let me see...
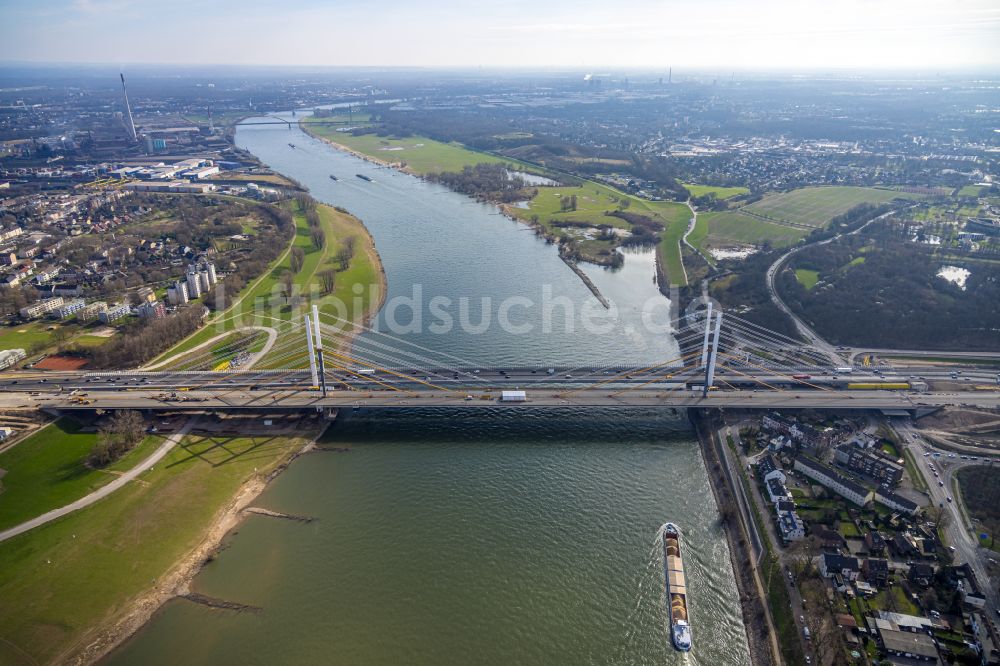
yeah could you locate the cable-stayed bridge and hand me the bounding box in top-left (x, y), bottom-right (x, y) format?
top-left (2, 305), bottom-right (997, 414)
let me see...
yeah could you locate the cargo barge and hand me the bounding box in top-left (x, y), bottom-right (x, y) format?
top-left (662, 522), bottom-right (692, 651)
top-left (356, 174), bottom-right (373, 182)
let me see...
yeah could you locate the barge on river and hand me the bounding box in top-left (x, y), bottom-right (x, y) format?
top-left (662, 522), bottom-right (692, 652)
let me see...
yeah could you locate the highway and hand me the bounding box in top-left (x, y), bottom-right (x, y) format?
top-left (1, 363), bottom-right (997, 393)
top-left (2, 385), bottom-right (1000, 412)
top-left (895, 421), bottom-right (999, 636)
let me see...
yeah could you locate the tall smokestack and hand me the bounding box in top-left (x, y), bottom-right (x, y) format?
top-left (120, 72), bottom-right (137, 142)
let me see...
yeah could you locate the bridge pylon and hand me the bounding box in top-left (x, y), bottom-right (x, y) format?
top-left (702, 310), bottom-right (723, 398)
top-left (304, 306), bottom-right (327, 397)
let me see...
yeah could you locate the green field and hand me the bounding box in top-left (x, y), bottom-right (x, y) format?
top-left (507, 180), bottom-right (690, 283)
top-left (0, 418), bottom-right (161, 531)
top-left (957, 185), bottom-right (985, 198)
top-left (303, 125), bottom-right (504, 175)
top-left (0, 320), bottom-right (72, 354)
top-left (743, 186), bottom-right (919, 228)
top-left (0, 431), bottom-right (309, 665)
top-left (795, 269), bottom-right (820, 290)
top-left (696, 211), bottom-right (809, 249)
top-left (683, 183), bottom-right (749, 200)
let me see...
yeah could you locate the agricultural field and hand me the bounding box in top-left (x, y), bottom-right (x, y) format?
top-left (0, 430), bottom-right (310, 666)
top-left (957, 185), bottom-right (985, 198)
top-left (695, 211), bottom-right (809, 250)
top-left (684, 183), bottom-right (749, 200)
top-left (0, 418), bottom-right (161, 531)
top-left (743, 186), bottom-right (920, 228)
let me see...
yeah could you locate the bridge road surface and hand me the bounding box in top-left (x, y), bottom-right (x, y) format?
top-left (0, 420), bottom-right (193, 543)
top-left (3, 388), bottom-right (1000, 412)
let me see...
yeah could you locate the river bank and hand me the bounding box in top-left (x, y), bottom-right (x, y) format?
top-left (691, 409), bottom-right (778, 666)
top-left (73, 431), bottom-right (321, 665)
top-left (303, 123), bottom-right (615, 305)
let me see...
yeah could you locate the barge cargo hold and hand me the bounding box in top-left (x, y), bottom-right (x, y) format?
top-left (662, 522), bottom-right (692, 651)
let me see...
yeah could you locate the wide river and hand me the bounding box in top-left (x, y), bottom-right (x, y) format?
top-left (105, 114), bottom-right (749, 665)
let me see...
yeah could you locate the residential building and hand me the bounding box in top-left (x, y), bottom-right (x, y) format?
top-left (99, 303), bottom-right (131, 324)
top-left (865, 531), bottom-right (887, 557)
top-left (765, 477), bottom-right (790, 503)
top-left (0, 348), bottom-right (26, 370)
top-left (862, 558), bottom-right (889, 588)
top-left (834, 444), bottom-right (903, 486)
top-left (908, 563), bottom-right (935, 587)
top-left (77, 301), bottom-right (108, 323)
top-left (874, 486), bottom-right (919, 515)
top-left (814, 527), bottom-right (847, 551)
top-left (51, 298), bottom-right (85, 319)
top-left (136, 286), bottom-right (156, 304)
top-left (762, 412), bottom-right (835, 448)
top-left (819, 553), bottom-right (860, 580)
top-left (794, 456), bottom-right (873, 507)
top-left (186, 270), bottom-right (202, 298)
top-left (20, 296), bottom-right (64, 320)
top-left (167, 280), bottom-right (189, 305)
top-left (136, 301), bottom-right (166, 320)
top-left (758, 454), bottom-right (785, 484)
top-left (776, 509), bottom-right (805, 542)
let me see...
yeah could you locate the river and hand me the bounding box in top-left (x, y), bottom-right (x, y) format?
top-left (103, 115), bottom-right (749, 665)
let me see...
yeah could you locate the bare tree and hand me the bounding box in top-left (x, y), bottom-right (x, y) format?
top-left (280, 270), bottom-right (294, 302)
top-left (290, 246), bottom-right (305, 274)
top-left (310, 227), bottom-right (325, 250)
top-left (90, 410), bottom-right (146, 467)
top-left (318, 269), bottom-right (336, 295)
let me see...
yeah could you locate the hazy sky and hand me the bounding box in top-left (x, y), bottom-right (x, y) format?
top-left (1, 0), bottom-right (998, 70)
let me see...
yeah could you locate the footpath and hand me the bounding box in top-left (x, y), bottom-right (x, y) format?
top-left (0, 420), bottom-right (193, 543)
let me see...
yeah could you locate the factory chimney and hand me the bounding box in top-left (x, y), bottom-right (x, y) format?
top-left (120, 72), bottom-right (138, 141)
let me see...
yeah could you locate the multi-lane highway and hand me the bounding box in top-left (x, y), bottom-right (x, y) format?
top-left (1, 385), bottom-right (999, 413)
top-left (896, 420), bottom-right (999, 633)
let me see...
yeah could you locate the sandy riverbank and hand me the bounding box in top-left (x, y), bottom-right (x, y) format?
top-left (71, 432), bottom-right (321, 665)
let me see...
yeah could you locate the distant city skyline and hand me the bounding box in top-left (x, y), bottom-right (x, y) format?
top-left (1, 0), bottom-right (998, 70)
